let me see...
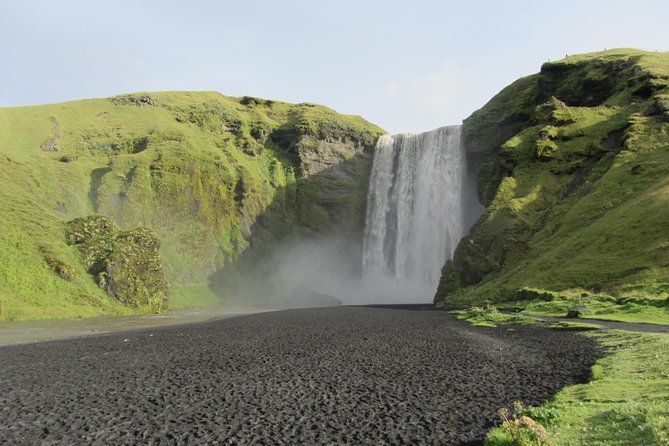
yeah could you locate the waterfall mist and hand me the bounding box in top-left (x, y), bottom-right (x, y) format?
top-left (230, 125), bottom-right (481, 307)
top-left (229, 236), bottom-right (430, 308)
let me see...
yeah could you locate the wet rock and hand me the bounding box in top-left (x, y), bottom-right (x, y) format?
top-left (566, 305), bottom-right (587, 318)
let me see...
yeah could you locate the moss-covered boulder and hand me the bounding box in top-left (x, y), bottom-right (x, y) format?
top-left (66, 216), bottom-right (169, 311)
top-left (66, 216), bottom-right (119, 275)
top-left (535, 96), bottom-right (574, 125)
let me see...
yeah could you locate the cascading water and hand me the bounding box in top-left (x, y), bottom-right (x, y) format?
top-left (362, 125), bottom-right (467, 300)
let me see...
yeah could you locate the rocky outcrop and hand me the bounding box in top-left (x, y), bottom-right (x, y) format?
top-left (65, 216), bottom-right (170, 312)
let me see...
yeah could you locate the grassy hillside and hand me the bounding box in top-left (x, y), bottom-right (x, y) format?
top-left (435, 49), bottom-right (669, 321)
top-left (0, 92), bottom-right (384, 320)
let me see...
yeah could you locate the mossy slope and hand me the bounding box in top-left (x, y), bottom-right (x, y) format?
top-left (0, 92), bottom-right (383, 320)
top-left (436, 49), bottom-right (669, 312)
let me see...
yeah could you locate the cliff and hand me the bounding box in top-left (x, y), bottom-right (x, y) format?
top-left (0, 92), bottom-right (383, 320)
top-left (435, 49), bottom-right (669, 310)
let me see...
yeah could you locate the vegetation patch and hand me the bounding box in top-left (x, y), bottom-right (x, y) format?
top-left (453, 305), bottom-right (540, 327)
top-left (549, 321), bottom-right (602, 331)
top-left (486, 401), bottom-right (550, 446)
top-left (66, 216), bottom-right (170, 312)
top-left (519, 296), bottom-right (669, 325)
top-left (486, 330), bottom-right (669, 445)
top-left (39, 246), bottom-right (75, 281)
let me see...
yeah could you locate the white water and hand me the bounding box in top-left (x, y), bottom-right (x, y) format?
top-left (362, 126), bottom-right (466, 301)
top-left (235, 125), bottom-right (476, 307)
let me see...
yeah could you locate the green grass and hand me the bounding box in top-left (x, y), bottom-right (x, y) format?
top-left (0, 91), bottom-right (384, 320)
top-left (516, 298), bottom-right (669, 325)
top-left (0, 222), bottom-right (132, 321)
top-left (548, 321), bottom-right (603, 331)
top-left (169, 283), bottom-right (224, 310)
top-left (486, 331), bottom-right (669, 446)
top-left (437, 49), bottom-right (669, 322)
top-left (452, 306), bottom-right (541, 327)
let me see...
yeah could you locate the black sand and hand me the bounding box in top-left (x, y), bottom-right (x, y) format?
top-left (0, 306), bottom-right (600, 445)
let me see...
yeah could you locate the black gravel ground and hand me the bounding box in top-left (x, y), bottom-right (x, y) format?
top-left (0, 305), bottom-right (601, 445)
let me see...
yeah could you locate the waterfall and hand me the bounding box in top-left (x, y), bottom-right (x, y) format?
top-left (362, 125), bottom-right (466, 300)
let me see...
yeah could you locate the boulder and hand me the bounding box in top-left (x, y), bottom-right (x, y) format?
top-left (566, 305), bottom-right (587, 318)
top-left (66, 216), bottom-right (169, 311)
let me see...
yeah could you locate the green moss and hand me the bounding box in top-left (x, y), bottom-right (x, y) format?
top-left (0, 226), bottom-right (130, 321)
top-left (169, 283), bottom-right (223, 310)
top-left (521, 296), bottom-right (669, 325)
top-left (535, 96), bottom-right (572, 124)
top-left (452, 305), bottom-right (540, 327)
top-left (436, 49), bottom-right (669, 314)
top-left (39, 246), bottom-right (75, 281)
top-left (534, 139), bottom-right (558, 160)
top-left (512, 287), bottom-right (562, 302)
top-left (65, 216), bottom-right (170, 312)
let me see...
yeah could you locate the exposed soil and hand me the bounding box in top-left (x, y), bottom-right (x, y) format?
top-left (0, 305), bottom-right (601, 445)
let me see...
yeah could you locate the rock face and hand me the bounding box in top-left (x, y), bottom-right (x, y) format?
top-left (66, 216), bottom-right (170, 312)
top-left (220, 115), bottom-right (379, 305)
top-left (435, 49), bottom-right (669, 307)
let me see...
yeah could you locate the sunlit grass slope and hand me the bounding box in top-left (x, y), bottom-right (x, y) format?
top-left (436, 49), bottom-right (669, 322)
top-left (0, 92), bottom-right (383, 320)
top-left (486, 330), bottom-right (669, 446)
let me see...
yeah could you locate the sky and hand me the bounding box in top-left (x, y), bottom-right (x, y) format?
top-left (1, 0), bottom-right (668, 133)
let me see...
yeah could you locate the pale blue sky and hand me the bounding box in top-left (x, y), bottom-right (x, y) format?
top-left (1, 0), bottom-right (668, 132)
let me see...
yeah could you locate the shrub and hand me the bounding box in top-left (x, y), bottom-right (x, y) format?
top-left (566, 305), bottom-right (587, 318)
top-left (487, 401), bottom-right (550, 446)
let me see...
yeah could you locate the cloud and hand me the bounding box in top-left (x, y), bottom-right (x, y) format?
top-left (384, 59), bottom-right (474, 129)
